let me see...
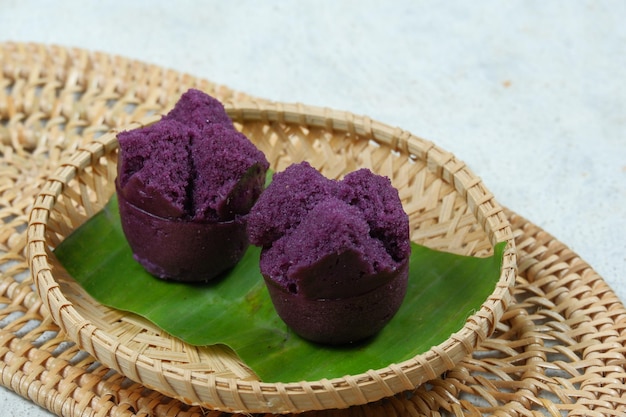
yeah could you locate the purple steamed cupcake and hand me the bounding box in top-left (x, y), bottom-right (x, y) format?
top-left (116, 89), bottom-right (269, 282)
top-left (247, 162), bottom-right (410, 344)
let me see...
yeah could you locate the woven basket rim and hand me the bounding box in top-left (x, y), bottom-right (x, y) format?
top-left (27, 100), bottom-right (517, 414)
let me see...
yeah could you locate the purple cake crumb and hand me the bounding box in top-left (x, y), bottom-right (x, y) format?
top-left (248, 161), bottom-right (410, 273)
top-left (260, 198), bottom-right (394, 299)
top-left (338, 169), bottom-right (411, 262)
top-left (164, 88), bottom-right (234, 129)
top-left (117, 89), bottom-right (269, 223)
top-left (247, 161), bottom-right (411, 343)
top-left (192, 123), bottom-right (269, 221)
top-left (117, 120), bottom-right (194, 219)
top-left (247, 161), bottom-right (335, 245)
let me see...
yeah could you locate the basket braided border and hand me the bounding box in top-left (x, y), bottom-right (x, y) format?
top-left (27, 100), bottom-right (516, 413)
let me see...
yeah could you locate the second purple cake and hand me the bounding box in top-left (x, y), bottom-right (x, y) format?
top-left (247, 162), bottom-right (411, 344)
top-left (116, 89), bottom-right (269, 281)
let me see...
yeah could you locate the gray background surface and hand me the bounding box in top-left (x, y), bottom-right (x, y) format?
top-left (1, 1), bottom-right (624, 415)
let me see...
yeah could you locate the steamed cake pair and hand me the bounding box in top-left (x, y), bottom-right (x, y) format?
top-left (116, 90), bottom-right (410, 344)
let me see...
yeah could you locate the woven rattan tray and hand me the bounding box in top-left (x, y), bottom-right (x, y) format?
top-left (2, 42), bottom-right (625, 416)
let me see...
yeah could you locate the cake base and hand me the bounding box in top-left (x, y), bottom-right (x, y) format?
top-left (116, 183), bottom-right (249, 282)
top-left (263, 259), bottom-right (409, 344)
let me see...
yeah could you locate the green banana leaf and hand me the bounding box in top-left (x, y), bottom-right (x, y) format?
top-left (54, 194), bottom-right (505, 382)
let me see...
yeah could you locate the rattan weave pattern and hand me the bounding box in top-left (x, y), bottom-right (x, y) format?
top-left (1, 42), bottom-right (625, 416)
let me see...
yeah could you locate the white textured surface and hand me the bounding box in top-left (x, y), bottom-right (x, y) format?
top-left (1, 1), bottom-right (624, 415)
